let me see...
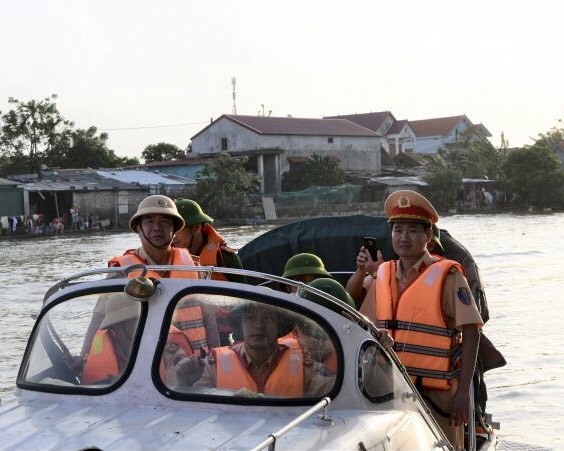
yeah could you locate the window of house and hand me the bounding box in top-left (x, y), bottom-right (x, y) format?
top-left (328, 137), bottom-right (334, 144)
top-left (221, 138), bottom-right (228, 151)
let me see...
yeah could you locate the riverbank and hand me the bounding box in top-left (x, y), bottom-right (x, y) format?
top-left (2, 202), bottom-right (559, 240)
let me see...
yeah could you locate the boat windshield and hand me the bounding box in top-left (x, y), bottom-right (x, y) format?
top-left (158, 293), bottom-right (339, 401)
top-left (18, 291), bottom-right (143, 390)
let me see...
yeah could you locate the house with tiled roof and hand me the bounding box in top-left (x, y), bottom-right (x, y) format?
top-left (325, 112), bottom-right (416, 157)
top-left (191, 114), bottom-right (386, 194)
top-left (408, 114), bottom-right (491, 154)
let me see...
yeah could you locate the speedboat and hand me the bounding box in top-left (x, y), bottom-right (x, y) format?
top-left (0, 263), bottom-right (464, 450)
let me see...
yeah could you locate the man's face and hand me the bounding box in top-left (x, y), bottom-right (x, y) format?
top-left (139, 214), bottom-right (175, 248)
top-left (391, 221), bottom-right (432, 259)
top-left (172, 224), bottom-right (202, 248)
top-left (288, 274), bottom-right (318, 293)
top-left (241, 305), bottom-right (280, 351)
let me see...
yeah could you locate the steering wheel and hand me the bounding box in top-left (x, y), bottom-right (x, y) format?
top-left (38, 318), bottom-right (80, 385)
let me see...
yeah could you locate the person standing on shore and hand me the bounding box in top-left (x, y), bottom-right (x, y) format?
top-left (359, 190), bottom-right (482, 450)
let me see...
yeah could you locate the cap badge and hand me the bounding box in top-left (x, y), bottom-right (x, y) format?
top-left (398, 195), bottom-right (411, 208)
top-left (155, 199), bottom-right (168, 208)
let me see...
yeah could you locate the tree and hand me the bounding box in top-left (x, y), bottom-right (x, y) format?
top-left (423, 163), bottom-right (462, 212)
top-left (194, 152), bottom-right (258, 218)
top-left (282, 153), bottom-right (346, 191)
top-left (426, 136), bottom-right (507, 180)
top-left (142, 142), bottom-right (185, 163)
top-left (501, 142), bottom-right (564, 208)
top-left (0, 94), bottom-right (73, 172)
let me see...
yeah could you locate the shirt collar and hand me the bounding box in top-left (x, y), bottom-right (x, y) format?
top-left (396, 250), bottom-right (437, 280)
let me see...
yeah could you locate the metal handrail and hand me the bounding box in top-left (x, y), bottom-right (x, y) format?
top-left (249, 397), bottom-right (332, 451)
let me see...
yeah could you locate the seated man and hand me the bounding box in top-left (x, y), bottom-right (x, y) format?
top-left (173, 302), bottom-right (335, 398)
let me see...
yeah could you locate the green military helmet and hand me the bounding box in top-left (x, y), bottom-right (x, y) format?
top-left (282, 253), bottom-right (332, 279)
top-left (306, 278), bottom-right (356, 308)
top-left (431, 224), bottom-right (445, 255)
top-left (175, 199), bottom-right (214, 226)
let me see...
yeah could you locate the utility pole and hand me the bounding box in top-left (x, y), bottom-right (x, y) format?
top-left (231, 77), bottom-right (237, 115)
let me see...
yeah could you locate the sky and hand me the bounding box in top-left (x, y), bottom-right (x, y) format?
top-left (1, 0), bottom-right (562, 160)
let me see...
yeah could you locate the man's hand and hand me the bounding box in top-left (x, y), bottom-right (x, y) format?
top-left (175, 356), bottom-right (205, 387)
top-left (357, 247), bottom-right (383, 275)
top-left (450, 387), bottom-right (471, 426)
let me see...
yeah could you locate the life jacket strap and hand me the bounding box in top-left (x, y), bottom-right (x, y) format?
top-left (394, 342), bottom-right (460, 358)
top-left (406, 366), bottom-right (461, 380)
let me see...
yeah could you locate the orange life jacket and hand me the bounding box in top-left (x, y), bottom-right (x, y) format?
top-left (198, 223), bottom-right (229, 282)
top-left (214, 344), bottom-right (304, 396)
top-left (374, 259), bottom-right (463, 390)
top-left (278, 331), bottom-right (337, 373)
top-left (82, 329), bottom-right (120, 384)
top-left (108, 247), bottom-right (198, 279)
top-left (171, 297), bottom-right (208, 356)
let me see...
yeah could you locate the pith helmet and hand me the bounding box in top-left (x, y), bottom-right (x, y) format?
top-left (175, 199), bottom-right (214, 226)
top-left (384, 190), bottom-right (439, 224)
top-left (282, 253), bottom-right (332, 279)
top-left (129, 195), bottom-right (185, 233)
top-left (306, 278), bottom-right (355, 308)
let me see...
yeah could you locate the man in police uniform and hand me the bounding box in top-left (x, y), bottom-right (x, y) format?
top-left (359, 190), bottom-right (483, 450)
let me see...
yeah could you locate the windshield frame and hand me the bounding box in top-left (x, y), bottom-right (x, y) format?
top-left (153, 285), bottom-right (344, 406)
top-left (16, 283), bottom-right (148, 396)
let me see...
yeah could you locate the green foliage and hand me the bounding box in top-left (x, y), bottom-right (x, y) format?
top-left (0, 95), bottom-right (139, 175)
top-left (424, 165), bottom-right (462, 212)
top-left (194, 152), bottom-right (258, 219)
top-left (502, 142), bottom-right (564, 208)
top-left (425, 136), bottom-right (507, 180)
top-left (282, 153), bottom-right (345, 191)
top-left (142, 142), bottom-right (185, 163)
top-left (0, 94), bottom-right (73, 172)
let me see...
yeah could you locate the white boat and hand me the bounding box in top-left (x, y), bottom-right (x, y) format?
top-left (0, 263), bottom-right (477, 450)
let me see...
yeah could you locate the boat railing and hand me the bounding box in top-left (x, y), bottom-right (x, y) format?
top-left (249, 397), bottom-right (332, 451)
top-left (41, 265), bottom-right (376, 334)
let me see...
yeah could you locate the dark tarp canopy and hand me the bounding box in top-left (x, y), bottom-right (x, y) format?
top-left (239, 214), bottom-right (488, 322)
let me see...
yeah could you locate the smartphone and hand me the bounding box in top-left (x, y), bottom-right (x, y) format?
top-left (363, 237), bottom-right (379, 260)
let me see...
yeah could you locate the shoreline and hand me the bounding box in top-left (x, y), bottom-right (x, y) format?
top-left (1, 207), bottom-right (561, 241)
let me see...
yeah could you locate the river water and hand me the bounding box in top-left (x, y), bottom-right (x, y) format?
top-left (1, 214), bottom-right (562, 449)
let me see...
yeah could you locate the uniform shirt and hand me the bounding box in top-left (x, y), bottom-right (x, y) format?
top-left (394, 251), bottom-right (483, 450)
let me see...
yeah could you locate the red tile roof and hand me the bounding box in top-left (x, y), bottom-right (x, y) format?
top-left (409, 115), bottom-right (469, 137)
top-left (324, 111), bottom-right (394, 133)
top-left (387, 119), bottom-right (409, 135)
top-left (191, 114), bottom-right (379, 139)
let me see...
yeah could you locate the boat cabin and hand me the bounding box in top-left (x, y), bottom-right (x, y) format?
top-left (2, 265), bottom-right (452, 449)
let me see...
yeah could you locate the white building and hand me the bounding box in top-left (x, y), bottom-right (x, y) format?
top-left (191, 114), bottom-right (385, 193)
top-left (408, 115), bottom-right (491, 154)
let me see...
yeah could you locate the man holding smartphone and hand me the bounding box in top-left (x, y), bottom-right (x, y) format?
top-left (357, 190), bottom-right (482, 451)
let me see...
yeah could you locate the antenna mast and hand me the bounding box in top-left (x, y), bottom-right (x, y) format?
top-left (231, 77), bottom-right (237, 115)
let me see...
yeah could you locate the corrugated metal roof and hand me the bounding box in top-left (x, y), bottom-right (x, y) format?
top-left (97, 169), bottom-right (195, 185)
top-left (369, 176), bottom-right (428, 186)
top-left (0, 177), bottom-right (19, 186)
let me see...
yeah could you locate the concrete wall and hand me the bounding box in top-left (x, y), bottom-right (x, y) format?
top-left (73, 190), bottom-right (147, 229)
top-left (192, 117), bottom-right (383, 174)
